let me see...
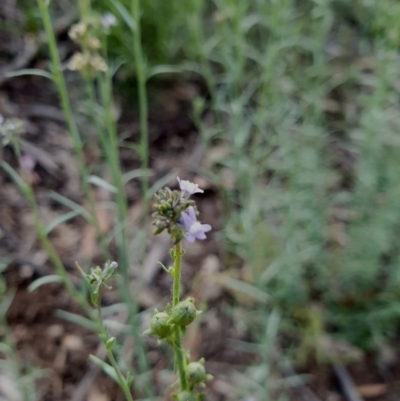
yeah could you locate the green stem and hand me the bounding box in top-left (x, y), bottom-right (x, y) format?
top-left (96, 300), bottom-right (134, 401)
top-left (83, 76), bottom-right (121, 262)
top-left (97, 74), bottom-right (129, 276)
top-left (128, 4), bottom-right (155, 394)
top-left (173, 243), bottom-right (187, 391)
top-left (36, 0), bottom-right (106, 253)
top-left (131, 0), bottom-right (149, 223)
top-left (79, 0), bottom-right (91, 19)
top-left (96, 69), bottom-right (152, 393)
top-left (173, 243), bottom-right (182, 308)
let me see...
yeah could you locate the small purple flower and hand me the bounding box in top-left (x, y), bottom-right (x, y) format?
top-left (181, 206), bottom-right (212, 243)
top-left (102, 13), bottom-right (117, 30)
top-left (177, 177), bottom-right (204, 198)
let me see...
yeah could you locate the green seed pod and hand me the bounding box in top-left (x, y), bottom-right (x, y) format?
top-left (174, 391), bottom-right (196, 401)
top-left (171, 298), bottom-right (197, 327)
top-left (186, 362), bottom-right (206, 385)
top-left (149, 312), bottom-right (173, 338)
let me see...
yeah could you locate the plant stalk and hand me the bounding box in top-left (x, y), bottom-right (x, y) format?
top-left (131, 0), bottom-right (149, 223)
top-left (173, 243), bottom-right (187, 391)
top-left (96, 301), bottom-right (134, 401)
top-left (36, 0), bottom-right (106, 253)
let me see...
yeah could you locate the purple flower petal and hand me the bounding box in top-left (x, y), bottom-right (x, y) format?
top-left (188, 206), bottom-right (197, 221)
top-left (177, 177), bottom-right (204, 197)
top-left (181, 206), bottom-right (197, 231)
top-left (187, 234), bottom-right (196, 243)
top-left (180, 206), bottom-right (212, 242)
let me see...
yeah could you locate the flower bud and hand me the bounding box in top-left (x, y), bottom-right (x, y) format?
top-left (186, 361), bottom-right (206, 385)
top-left (171, 298), bottom-right (197, 327)
top-left (106, 337), bottom-right (116, 350)
top-left (148, 312), bottom-right (173, 339)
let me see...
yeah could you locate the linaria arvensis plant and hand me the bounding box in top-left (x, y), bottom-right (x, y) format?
top-left (81, 178), bottom-right (212, 401)
top-left (145, 177), bottom-right (212, 401)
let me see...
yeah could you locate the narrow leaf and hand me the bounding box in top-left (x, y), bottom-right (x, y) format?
top-left (89, 355), bottom-right (119, 382)
top-left (6, 69), bottom-right (54, 81)
top-left (110, 0), bottom-right (136, 32)
top-left (28, 275), bottom-right (63, 292)
top-left (88, 175), bottom-right (118, 193)
top-left (123, 168), bottom-right (153, 184)
top-left (49, 192), bottom-right (91, 221)
top-left (1, 161), bottom-right (29, 196)
top-left (216, 274), bottom-right (269, 304)
top-left (45, 210), bottom-right (81, 234)
top-left (147, 170), bottom-right (178, 200)
top-left (147, 65), bottom-right (183, 80)
top-left (56, 310), bottom-right (97, 331)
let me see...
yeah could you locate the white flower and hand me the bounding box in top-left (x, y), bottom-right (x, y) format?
top-left (177, 177), bottom-right (204, 198)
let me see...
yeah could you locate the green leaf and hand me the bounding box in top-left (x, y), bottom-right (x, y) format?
top-left (147, 65), bottom-right (183, 80)
top-left (0, 291), bottom-right (15, 315)
top-left (110, 0), bottom-right (136, 32)
top-left (49, 192), bottom-right (91, 221)
top-left (1, 161), bottom-right (30, 196)
top-left (123, 168), bottom-right (153, 184)
top-left (147, 170), bottom-right (179, 200)
top-left (45, 210), bottom-right (81, 234)
top-left (89, 355), bottom-right (119, 383)
top-left (55, 310), bottom-right (97, 332)
top-left (88, 175), bottom-right (118, 193)
top-left (6, 69), bottom-right (54, 81)
top-left (216, 274), bottom-right (270, 304)
top-left (28, 275), bottom-right (63, 292)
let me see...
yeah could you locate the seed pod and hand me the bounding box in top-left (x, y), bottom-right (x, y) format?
top-left (171, 298), bottom-right (197, 327)
top-left (186, 362), bottom-right (206, 385)
top-left (149, 312), bottom-right (173, 338)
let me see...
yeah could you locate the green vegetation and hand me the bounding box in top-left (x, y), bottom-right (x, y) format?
top-left (2, 0), bottom-right (400, 399)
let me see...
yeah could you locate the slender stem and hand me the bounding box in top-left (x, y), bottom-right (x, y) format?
top-left (172, 243), bottom-right (187, 390)
top-left (36, 0), bottom-right (106, 252)
top-left (97, 75), bottom-right (129, 276)
top-left (131, 0), bottom-right (149, 222)
top-left (83, 77), bottom-right (119, 264)
top-left (173, 243), bottom-right (182, 308)
top-left (96, 70), bottom-right (152, 393)
top-left (128, 4), bottom-right (155, 393)
top-left (96, 301), bottom-right (134, 401)
top-left (79, 0), bottom-right (91, 18)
